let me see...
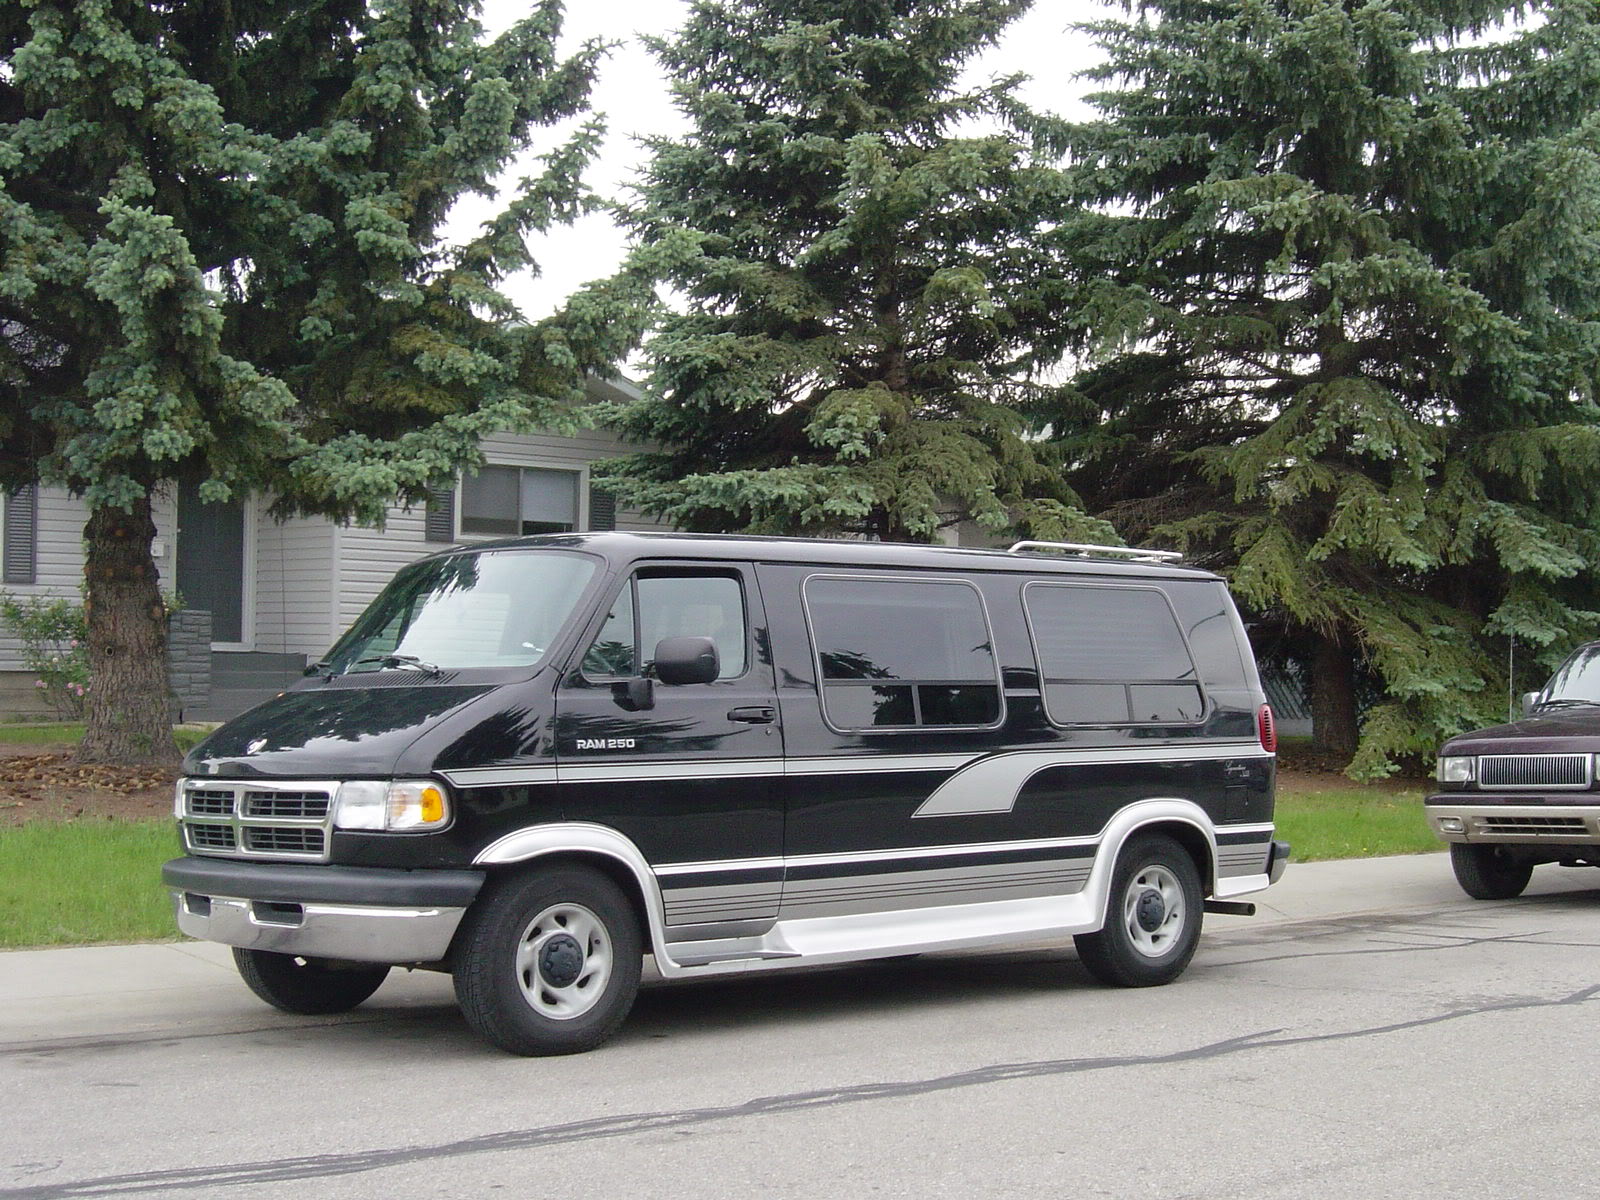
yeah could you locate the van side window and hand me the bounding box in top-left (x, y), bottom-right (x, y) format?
top-left (581, 573), bottom-right (748, 680)
top-left (1024, 583), bottom-right (1203, 725)
top-left (803, 576), bottom-right (1002, 730)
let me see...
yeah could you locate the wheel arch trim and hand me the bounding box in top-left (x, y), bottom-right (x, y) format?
top-left (1080, 799), bottom-right (1220, 927)
top-left (473, 822), bottom-right (677, 968)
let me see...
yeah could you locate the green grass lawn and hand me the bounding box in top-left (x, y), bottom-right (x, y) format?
top-left (0, 818), bottom-right (180, 949)
top-left (1274, 784), bottom-right (1439, 862)
top-left (0, 779), bottom-right (1441, 950)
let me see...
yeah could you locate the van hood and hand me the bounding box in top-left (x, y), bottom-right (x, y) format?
top-left (1442, 706), bottom-right (1600, 756)
top-left (183, 685), bottom-right (497, 778)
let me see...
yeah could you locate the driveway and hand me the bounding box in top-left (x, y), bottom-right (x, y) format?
top-left (3, 852), bottom-right (1597, 1199)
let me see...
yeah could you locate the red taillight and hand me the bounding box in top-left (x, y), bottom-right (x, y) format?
top-left (1258, 703), bottom-right (1277, 754)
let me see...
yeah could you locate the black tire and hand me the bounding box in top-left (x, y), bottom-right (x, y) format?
top-left (233, 948), bottom-right (390, 1015)
top-left (452, 865), bottom-right (643, 1056)
top-left (1074, 834), bottom-right (1204, 988)
top-left (1450, 843), bottom-right (1533, 900)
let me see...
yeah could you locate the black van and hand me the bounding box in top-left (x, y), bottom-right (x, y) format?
top-left (164, 533), bottom-right (1287, 1054)
top-left (1428, 640), bottom-right (1600, 898)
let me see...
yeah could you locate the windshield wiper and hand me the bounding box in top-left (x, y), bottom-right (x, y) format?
top-left (1534, 697), bottom-right (1600, 709)
top-left (344, 653), bottom-right (444, 677)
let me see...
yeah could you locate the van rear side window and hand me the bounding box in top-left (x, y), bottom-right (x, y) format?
top-left (1024, 583), bottom-right (1204, 725)
top-left (803, 575), bottom-right (1002, 731)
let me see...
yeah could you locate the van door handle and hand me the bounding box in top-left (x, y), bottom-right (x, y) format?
top-left (727, 706), bottom-right (776, 724)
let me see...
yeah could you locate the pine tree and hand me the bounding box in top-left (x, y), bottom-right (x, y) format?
top-left (1038, 0), bottom-right (1600, 774)
top-left (596, 0), bottom-right (1107, 543)
top-left (0, 0), bottom-right (636, 761)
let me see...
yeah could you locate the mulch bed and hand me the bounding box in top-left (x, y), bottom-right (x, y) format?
top-left (0, 748), bottom-right (178, 825)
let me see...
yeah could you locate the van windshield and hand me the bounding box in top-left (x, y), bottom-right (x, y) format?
top-left (322, 550), bottom-right (597, 675)
top-left (1539, 644), bottom-right (1600, 707)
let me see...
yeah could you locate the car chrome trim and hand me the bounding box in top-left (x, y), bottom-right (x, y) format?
top-left (170, 892), bottom-right (466, 963)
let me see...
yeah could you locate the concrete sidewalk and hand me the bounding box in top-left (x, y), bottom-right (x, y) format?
top-left (4, 851), bottom-right (1596, 1050)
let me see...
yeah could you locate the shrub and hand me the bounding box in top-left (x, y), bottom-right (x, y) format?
top-left (0, 592), bottom-right (90, 719)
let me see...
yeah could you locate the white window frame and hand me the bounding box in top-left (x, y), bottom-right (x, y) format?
top-left (454, 462), bottom-right (589, 541)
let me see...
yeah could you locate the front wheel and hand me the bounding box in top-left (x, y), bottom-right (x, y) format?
top-left (233, 948), bottom-right (390, 1014)
top-left (1450, 843), bottom-right (1533, 900)
top-left (452, 866), bottom-right (643, 1055)
top-left (1075, 834), bottom-right (1203, 988)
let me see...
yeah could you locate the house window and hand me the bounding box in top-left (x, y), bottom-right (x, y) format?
top-left (460, 466), bottom-right (579, 536)
top-left (802, 575), bottom-right (1002, 731)
top-left (1023, 583), bottom-right (1204, 725)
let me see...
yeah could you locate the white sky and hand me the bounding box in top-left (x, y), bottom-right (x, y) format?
top-left (460, 1), bottom-right (1112, 322)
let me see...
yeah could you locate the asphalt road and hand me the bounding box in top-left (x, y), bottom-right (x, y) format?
top-left (4, 853), bottom-right (1600, 1200)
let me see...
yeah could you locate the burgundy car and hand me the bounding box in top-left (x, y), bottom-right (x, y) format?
top-left (1428, 641), bottom-right (1600, 898)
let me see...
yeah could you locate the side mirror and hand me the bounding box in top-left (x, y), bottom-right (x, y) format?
top-left (653, 636), bottom-right (719, 685)
top-left (1521, 691), bottom-right (1541, 718)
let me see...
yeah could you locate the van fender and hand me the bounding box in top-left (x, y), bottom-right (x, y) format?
top-left (1080, 799), bottom-right (1219, 929)
top-left (473, 822), bottom-right (672, 961)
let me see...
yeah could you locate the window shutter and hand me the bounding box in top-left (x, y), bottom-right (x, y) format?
top-left (587, 486), bottom-right (616, 532)
top-left (3, 484), bottom-right (37, 585)
top-left (424, 482), bottom-right (456, 543)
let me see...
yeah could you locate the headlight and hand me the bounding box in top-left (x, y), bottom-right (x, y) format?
top-left (334, 779), bottom-right (450, 831)
top-left (173, 780), bottom-right (187, 819)
top-left (1436, 756), bottom-right (1476, 784)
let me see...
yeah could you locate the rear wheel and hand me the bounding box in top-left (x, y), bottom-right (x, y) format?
top-left (1075, 834), bottom-right (1203, 988)
top-left (233, 949), bottom-right (390, 1015)
top-left (452, 865), bottom-right (643, 1056)
top-left (1450, 843), bottom-right (1533, 900)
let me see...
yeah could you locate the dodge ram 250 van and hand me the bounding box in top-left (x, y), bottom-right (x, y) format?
top-left (163, 533), bottom-right (1287, 1055)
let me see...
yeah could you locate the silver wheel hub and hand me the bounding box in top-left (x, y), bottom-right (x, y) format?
top-left (1121, 864), bottom-right (1184, 958)
top-left (514, 902), bottom-right (613, 1021)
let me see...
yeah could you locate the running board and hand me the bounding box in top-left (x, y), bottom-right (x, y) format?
top-left (673, 948), bottom-right (802, 968)
top-left (1204, 899), bottom-right (1256, 916)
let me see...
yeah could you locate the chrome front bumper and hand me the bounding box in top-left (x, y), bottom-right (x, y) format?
top-left (163, 856), bottom-right (485, 965)
top-left (172, 892), bottom-right (468, 963)
top-left (1425, 797), bottom-right (1600, 845)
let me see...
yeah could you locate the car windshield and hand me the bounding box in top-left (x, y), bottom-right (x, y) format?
top-left (322, 550), bottom-right (597, 675)
top-left (1538, 644), bottom-right (1600, 706)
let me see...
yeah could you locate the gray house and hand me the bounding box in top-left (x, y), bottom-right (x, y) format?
top-left (0, 376), bottom-right (666, 720)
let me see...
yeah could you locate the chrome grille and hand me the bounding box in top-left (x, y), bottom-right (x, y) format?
top-left (242, 790), bottom-right (331, 820)
top-left (185, 823), bottom-right (237, 851)
top-left (244, 827), bottom-right (325, 855)
top-left (1478, 754), bottom-right (1592, 789)
top-left (1479, 815), bottom-right (1589, 836)
top-left (187, 789), bottom-right (236, 817)
top-left (177, 779), bottom-right (338, 862)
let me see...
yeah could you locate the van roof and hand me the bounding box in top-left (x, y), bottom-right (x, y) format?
top-left (432, 531), bottom-right (1223, 581)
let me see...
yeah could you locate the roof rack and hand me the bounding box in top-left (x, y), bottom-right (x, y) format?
top-left (1007, 540), bottom-right (1185, 564)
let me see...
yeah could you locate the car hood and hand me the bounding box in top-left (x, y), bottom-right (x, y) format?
top-left (184, 684), bottom-right (497, 778)
top-left (1442, 707), bottom-right (1600, 756)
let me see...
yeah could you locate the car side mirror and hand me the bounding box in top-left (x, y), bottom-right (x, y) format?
top-left (654, 636), bottom-right (719, 685)
top-left (1521, 691), bottom-right (1541, 718)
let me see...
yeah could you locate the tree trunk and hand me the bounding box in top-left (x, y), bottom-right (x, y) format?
top-left (78, 496), bottom-right (179, 765)
top-left (1309, 633), bottom-right (1359, 762)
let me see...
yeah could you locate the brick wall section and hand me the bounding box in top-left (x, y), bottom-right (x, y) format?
top-left (167, 609), bottom-right (211, 719)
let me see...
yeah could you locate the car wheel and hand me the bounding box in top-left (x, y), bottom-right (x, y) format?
top-left (1075, 834), bottom-right (1204, 988)
top-left (1450, 843), bottom-right (1533, 900)
top-left (233, 948), bottom-right (390, 1015)
top-left (452, 865), bottom-right (643, 1055)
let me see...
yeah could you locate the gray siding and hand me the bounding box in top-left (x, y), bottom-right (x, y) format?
top-left (252, 512), bottom-right (338, 659)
